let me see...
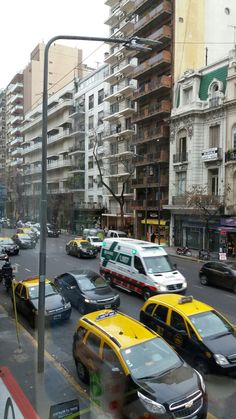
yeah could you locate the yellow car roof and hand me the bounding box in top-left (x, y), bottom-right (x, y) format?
top-left (80, 310), bottom-right (157, 348)
top-left (0, 237), bottom-right (11, 240)
top-left (72, 239), bottom-right (89, 244)
top-left (17, 233), bottom-right (30, 237)
top-left (146, 294), bottom-right (212, 317)
top-left (21, 277), bottom-right (51, 287)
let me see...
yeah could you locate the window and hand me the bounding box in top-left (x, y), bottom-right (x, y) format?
top-left (88, 136), bottom-right (94, 149)
top-left (145, 303), bottom-right (156, 315)
top-left (86, 333), bottom-right (101, 356)
top-left (88, 157), bottom-right (93, 169)
top-left (88, 115), bottom-right (94, 130)
top-left (98, 89), bottom-right (104, 105)
top-left (170, 311), bottom-right (187, 332)
top-left (21, 286), bottom-right (27, 299)
top-left (176, 171), bottom-right (186, 195)
top-left (88, 176), bottom-right (93, 189)
top-left (176, 136), bottom-right (187, 162)
top-left (134, 256), bottom-right (146, 274)
top-left (209, 125), bottom-right (220, 147)
top-left (98, 111), bottom-right (104, 125)
top-left (88, 94), bottom-right (94, 109)
top-left (153, 305), bottom-right (168, 323)
top-left (183, 87), bottom-right (192, 105)
top-left (232, 125), bottom-right (236, 149)
top-left (102, 344), bottom-right (121, 370)
top-left (209, 169), bottom-right (218, 195)
top-left (97, 132), bottom-right (103, 146)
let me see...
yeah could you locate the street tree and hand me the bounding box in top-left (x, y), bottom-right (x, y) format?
top-left (185, 184), bottom-right (230, 249)
top-left (93, 133), bottom-right (135, 230)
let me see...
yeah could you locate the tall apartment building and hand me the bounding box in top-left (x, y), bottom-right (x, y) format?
top-left (0, 90), bottom-right (6, 216)
top-left (103, 0), bottom-right (137, 232)
top-left (19, 65), bottom-right (108, 230)
top-left (24, 43), bottom-right (83, 114)
top-left (131, 0), bottom-right (236, 242)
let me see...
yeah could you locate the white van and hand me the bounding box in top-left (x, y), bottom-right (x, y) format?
top-left (100, 238), bottom-right (187, 300)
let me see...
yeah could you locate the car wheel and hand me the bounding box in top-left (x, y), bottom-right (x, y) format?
top-left (143, 288), bottom-right (152, 301)
top-left (78, 301), bottom-right (87, 315)
top-left (200, 275), bottom-right (208, 286)
top-left (195, 358), bottom-right (209, 378)
top-left (232, 284), bottom-right (236, 294)
top-left (66, 248), bottom-right (70, 255)
top-left (75, 359), bottom-right (89, 384)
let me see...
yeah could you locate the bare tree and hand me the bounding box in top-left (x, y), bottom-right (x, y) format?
top-left (93, 134), bottom-right (135, 230)
top-left (185, 185), bottom-right (230, 249)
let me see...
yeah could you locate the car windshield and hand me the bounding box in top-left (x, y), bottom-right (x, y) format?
top-left (28, 283), bottom-right (58, 299)
top-left (77, 276), bottom-right (107, 291)
top-left (19, 235), bottom-right (31, 240)
top-left (90, 238), bottom-right (100, 243)
top-left (143, 255), bottom-right (174, 274)
top-left (121, 337), bottom-right (181, 380)
top-left (80, 242), bottom-right (92, 249)
top-left (0, 238), bottom-right (14, 245)
top-left (189, 310), bottom-right (233, 339)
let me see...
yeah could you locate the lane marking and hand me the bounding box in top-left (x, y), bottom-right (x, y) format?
top-left (25, 268), bottom-right (31, 272)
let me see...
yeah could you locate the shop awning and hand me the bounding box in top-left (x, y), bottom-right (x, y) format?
top-left (141, 219), bottom-right (168, 226)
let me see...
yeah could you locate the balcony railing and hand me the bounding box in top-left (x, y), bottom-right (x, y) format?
top-left (132, 125), bottom-right (169, 144)
top-left (131, 198), bottom-right (168, 209)
top-left (133, 75), bottom-right (171, 100)
top-left (173, 152), bottom-right (188, 163)
top-left (133, 1), bottom-right (172, 35)
top-left (132, 100), bottom-right (171, 123)
top-left (225, 149), bottom-right (236, 163)
top-left (133, 50), bottom-right (171, 79)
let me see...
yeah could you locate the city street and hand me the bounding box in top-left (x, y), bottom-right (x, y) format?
top-left (1, 233), bottom-right (236, 418)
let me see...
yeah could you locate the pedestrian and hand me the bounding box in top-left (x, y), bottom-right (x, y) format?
top-left (151, 231), bottom-right (156, 243)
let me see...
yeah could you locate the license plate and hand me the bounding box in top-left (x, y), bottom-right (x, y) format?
top-left (53, 314), bottom-right (61, 320)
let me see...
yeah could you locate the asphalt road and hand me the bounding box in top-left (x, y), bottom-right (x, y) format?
top-left (1, 232), bottom-right (236, 419)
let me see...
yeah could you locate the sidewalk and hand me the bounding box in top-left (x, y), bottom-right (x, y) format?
top-left (165, 245), bottom-right (234, 263)
top-left (0, 303), bottom-right (102, 419)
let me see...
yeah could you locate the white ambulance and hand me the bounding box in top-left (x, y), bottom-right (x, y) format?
top-left (100, 238), bottom-right (187, 300)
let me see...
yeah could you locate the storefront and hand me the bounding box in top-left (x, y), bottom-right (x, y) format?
top-left (140, 218), bottom-right (169, 244)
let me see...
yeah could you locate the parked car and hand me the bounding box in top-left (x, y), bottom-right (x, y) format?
top-left (12, 277), bottom-right (71, 328)
top-left (0, 237), bottom-right (19, 255)
top-left (65, 239), bottom-right (97, 258)
top-left (86, 236), bottom-right (103, 252)
top-left (140, 294), bottom-right (236, 376)
top-left (12, 233), bottom-right (36, 249)
top-left (47, 223), bottom-right (60, 238)
top-left (73, 310), bottom-right (207, 418)
top-left (199, 261), bottom-right (236, 293)
top-left (54, 269), bottom-right (120, 314)
top-left (106, 230), bottom-right (127, 238)
top-left (16, 227), bottom-right (38, 243)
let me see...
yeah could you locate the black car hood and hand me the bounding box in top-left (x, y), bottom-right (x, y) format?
top-left (203, 332), bottom-right (236, 356)
top-left (83, 287), bottom-right (116, 300)
top-left (134, 363), bottom-right (199, 405)
top-left (31, 294), bottom-right (66, 310)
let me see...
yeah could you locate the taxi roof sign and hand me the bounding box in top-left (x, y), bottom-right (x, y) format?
top-left (178, 296), bottom-right (193, 304)
top-left (96, 311), bottom-right (117, 321)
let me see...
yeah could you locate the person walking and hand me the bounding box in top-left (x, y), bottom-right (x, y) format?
top-left (151, 231), bottom-right (156, 243)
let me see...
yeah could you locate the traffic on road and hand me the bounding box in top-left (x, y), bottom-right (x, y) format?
top-left (0, 230), bottom-right (236, 419)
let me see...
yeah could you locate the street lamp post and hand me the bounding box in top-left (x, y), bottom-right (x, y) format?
top-left (38, 34), bottom-right (159, 373)
top-left (157, 163), bottom-right (161, 245)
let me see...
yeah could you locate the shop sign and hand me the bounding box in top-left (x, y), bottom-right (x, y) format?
top-left (220, 217), bottom-right (236, 227)
top-left (201, 147), bottom-right (219, 161)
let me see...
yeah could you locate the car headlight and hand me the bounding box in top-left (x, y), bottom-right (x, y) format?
top-left (84, 298), bottom-right (97, 304)
top-left (194, 370), bottom-right (206, 392)
top-left (137, 391), bottom-right (166, 415)
top-left (155, 284), bottom-right (167, 292)
top-left (64, 302), bottom-right (71, 309)
top-left (214, 354), bottom-right (229, 365)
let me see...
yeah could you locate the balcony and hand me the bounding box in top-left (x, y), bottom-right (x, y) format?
top-left (134, 150), bottom-right (169, 166)
top-left (11, 137), bottom-right (23, 146)
top-left (68, 144), bottom-right (85, 155)
top-left (104, 8), bottom-right (123, 26)
top-left (225, 149), bottom-right (236, 163)
top-left (11, 115), bottom-right (23, 125)
top-left (132, 100), bottom-right (171, 123)
top-left (133, 50), bottom-right (171, 79)
top-left (133, 125), bottom-right (169, 145)
top-left (133, 0), bottom-right (153, 13)
top-left (47, 160), bottom-right (72, 171)
top-left (103, 126), bottom-right (135, 141)
top-left (132, 174), bottom-right (168, 188)
top-left (120, 0), bottom-right (135, 13)
top-left (74, 202), bottom-right (104, 210)
top-left (10, 104), bottom-right (23, 115)
top-left (131, 198), bottom-right (168, 210)
top-left (201, 147), bottom-right (222, 162)
top-left (173, 152), bottom-right (188, 164)
top-left (104, 81), bottom-right (136, 102)
top-left (104, 59), bottom-right (136, 83)
top-left (9, 93), bottom-right (23, 105)
top-left (103, 100), bottom-right (136, 122)
top-left (104, 44), bottom-right (136, 65)
top-left (172, 195), bottom-right (187, 206)
top-left (133, 75), bottom-right (171, 100)
top-left (10, 158), bottom-right (23, 166)
top-left (21, 142), bottom-right (42, 155)
top-left (133, 1), bottom-right (172, 36)
top-left (47, 129), bottom-right (71, 145)
top-left (11, 148), bottom-right (22, 157)
top-left (8, 82), bottom-right (23, 95)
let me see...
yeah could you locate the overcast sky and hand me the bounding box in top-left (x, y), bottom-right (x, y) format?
top-left (0, 0), bottom-right (109, 88)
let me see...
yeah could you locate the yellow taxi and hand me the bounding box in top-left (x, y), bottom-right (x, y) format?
top-left (12, 277), bottom-right (71, 328)
top-left (72, 310), bottom-right (207, 418)
top-left (65, 239), bottom-right (97, 258)
top-left (140, 294), bottom-right (236, 376)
